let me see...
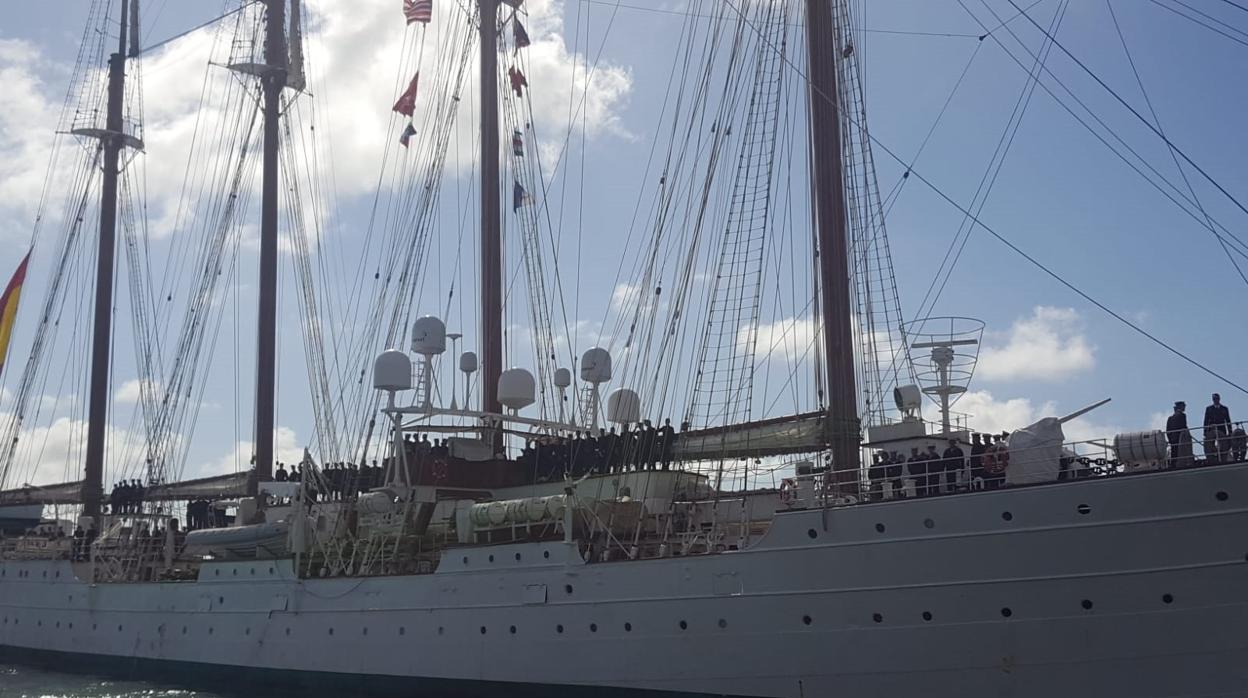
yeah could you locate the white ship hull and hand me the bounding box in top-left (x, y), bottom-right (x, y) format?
top-left (2, 463), bottom-right (1246, 697)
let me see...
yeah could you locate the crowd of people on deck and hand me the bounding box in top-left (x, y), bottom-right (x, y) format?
top-left (519, 419), bottom-right (682, 482)
top-left (1165, 393), bottom-right (1246, 467)
top-left (866, 432), bottom-right (1013, 499)
top-left (108, 480), bottom-right (146, 513)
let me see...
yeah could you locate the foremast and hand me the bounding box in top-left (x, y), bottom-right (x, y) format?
top-left (804, 0), bottom-right (860, 477)
top-left (479, 0), bottom-right (504, 448)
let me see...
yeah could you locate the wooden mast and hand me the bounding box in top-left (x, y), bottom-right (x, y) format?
top-left (252, 0), bottom-right (287, 492)
top-left (804, 0), bottom-right (861, 476)
top-left (479, 0), bottom-right (504, 449)
top-left (82, 0), bottom-right (132, 521)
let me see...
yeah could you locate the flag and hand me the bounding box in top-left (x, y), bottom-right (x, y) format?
top-left (507, 66), bottom-right (528, 97)
top-left (392, 72), bottom-right (420, 116)
top-left (404, 0), bottom-right (432, 24)
top-left (400, 123), bottom-right (417, 148)
top-left (0, 251), bottom-right (30, 377)
top-left (511, 129), bottom-right (524, 157)
top-left (513, 19), bottom-right (531, 49)
top-left (512, 181), bottom-right (533, 212)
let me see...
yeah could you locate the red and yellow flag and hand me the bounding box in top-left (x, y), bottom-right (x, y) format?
top-left (0, 251), bottom-right (31, 377)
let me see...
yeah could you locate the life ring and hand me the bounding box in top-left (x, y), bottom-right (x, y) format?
top-left (431, 459), bottom-right (449, 482)
top-left (983, 447), bottom-right (1008, 475)
top-left (779, 478), bottom-right (797, 504)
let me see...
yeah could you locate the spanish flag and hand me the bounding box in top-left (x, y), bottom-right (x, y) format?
top-left (0, 252), bottom-right (30, 377)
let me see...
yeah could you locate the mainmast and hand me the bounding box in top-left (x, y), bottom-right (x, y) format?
top-left (252, 0), bottom-right (288, 491)
top-left (479, 0), bottom-right (504, 446)
top-left (804, 0), bottom-right (860, 476)
top-left (82, 0), bottom-right (134, 520)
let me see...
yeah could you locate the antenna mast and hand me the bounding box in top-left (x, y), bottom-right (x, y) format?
top-left (805, 0), bottom-right (860, 477)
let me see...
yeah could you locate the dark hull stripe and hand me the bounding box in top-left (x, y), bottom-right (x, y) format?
top-left (0, 644), bottom-right (736, 698)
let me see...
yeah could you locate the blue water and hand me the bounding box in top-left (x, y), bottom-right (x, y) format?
top-left (0, 664), bottom-right (227, 698)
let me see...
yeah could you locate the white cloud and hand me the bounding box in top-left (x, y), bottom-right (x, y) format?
top-left (113, 378), bottom-right (159, 405)
top-left (750, 316), bottom-right (816, 364)
top-left (185, 425), bottom-right (306, 481)
top-left (977, 306), bottom-right (1095, 382)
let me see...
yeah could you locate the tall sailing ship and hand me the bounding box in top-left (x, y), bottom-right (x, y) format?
top-left (0, 1), bottom-right (1245, 696)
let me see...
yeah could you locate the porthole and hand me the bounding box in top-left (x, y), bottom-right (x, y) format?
top-left (1076, 504), bottom-right (1091, 515)
top-left (679, 620), bottom-right (688, 630)
top-left (1081, 599), bottom-right (1093, 610)
top-left (874, 523), bottom-right (885, 533)
top-left (219, 596), bottom-right (224, 605)
top-left (250, 568), bottom-right (255, 576)
top-left (182, 626), bottom-right (188, 635)
top-left (438, 627), bottom-right (445, 635)
top-left (515, 553), bottom-right (522, 561)
top-left (269, 567), bottom-right (275, 575)
top-left (624, 622), bottom-right (632, 632)
top-left (807, 529), bottom-right (818, 539)
top-left (91, 623), bottom-right (95, 631)
top-left (245, 628), bottom-right (251, 636)
top-left (590, 623), bottom-right (598, 633)
top-left (509, 625), bottom-right (517, 634)
top-left (208, 627), bottom-right (214, 635)
top-left (55, 571), bottom-right (60, 578)
top-left (1162, 593), bottom-right (1174, 604)
top-left (480, 626), bottom-right (487, 634)
top-left (67, 623), bottom-right (72, 630)
top-left (543, 551), bottom-right (550, 559)
top-left (1001, 511), bottom-right (1013, 521)
top-left (462, 556), bottom-right (469, 565)
top-left (923, 518), bottom-right (934, 529)
top-left (285, 628), bottom-right (291, 636)
top-left (1216, 491), bottom-right (1229, 502)
top-left (802, 615), bottom-right (813, 626)
top-left (872, 613), bottom-right (882, 623)
top-left (717, 619), bottom-right (727, 629)
top-left (215, 570), bottom-right (220, 576)
top-left (556, 624), bottom-right (564, 634)
top-left (362, 627), bottom-right (368, 636)
top-left (922, 611), bottom-right (932, 621)
top-left (399, 627), bottom-right (406, 636)
top-left (565, 584), bottom-right (574, 595)
top-left (488, 555), bottom-right (495, 563)
top-left (328, 628), bottom-right (334, 636)
top-left (232, 569), bottom-right (237, 576)
top-left (1000, 607), bottom-right (1013, 618)
top-left (55, 621), bottom-right (60, 629)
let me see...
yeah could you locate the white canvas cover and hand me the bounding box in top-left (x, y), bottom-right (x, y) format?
top-left (1005, 416), bottom-right (1065, 486)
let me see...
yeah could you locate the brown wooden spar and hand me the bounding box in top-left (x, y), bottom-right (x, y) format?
top-left (479, 0), bottom-right (504, 450)
top-left (81, 0), bottom-right (133, 521)
top-left (804, 0), bottom-right (861, 477)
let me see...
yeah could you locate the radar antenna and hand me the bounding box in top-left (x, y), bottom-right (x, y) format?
top-left (905, 317), bottom-right (985, 435)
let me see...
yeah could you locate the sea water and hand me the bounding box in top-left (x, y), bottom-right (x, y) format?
top-left (0, 664), bottom-right (227, 698)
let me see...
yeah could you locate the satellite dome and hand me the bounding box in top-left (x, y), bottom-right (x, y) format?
top-left (498, 368), bottom-right (536, 411)
top-left (553, 367), bottom-right (572, 389)
top-left (459, 351), bottom-right (478, 374)
top-left (606, 388), bottom-right (641, 424)
top-left (580, 347), bottom-right (612, 384)
top-left (373, 350), bottom-right (413, 392)
top-left (411, 316), bottom-right (447, 356)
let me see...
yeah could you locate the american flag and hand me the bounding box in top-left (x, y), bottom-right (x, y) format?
top-left (404, 0), bottom-right (432, 24)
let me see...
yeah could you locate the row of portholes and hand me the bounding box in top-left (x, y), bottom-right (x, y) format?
top-left (462, 550), bottom-right (554, 566)
top-left (212, 566), bottom-right (277, 577)
top-left (803, 489), bottom-right (1234, 541)
top-left (0, 595), bottom-right (1190, 637)
top-left (1, 569), bottom-right (62, 579)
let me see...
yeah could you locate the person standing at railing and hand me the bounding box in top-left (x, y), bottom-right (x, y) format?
top-left (1203, 393), bottom-right (1232, 464)
top-left (1167, 401), bottom-right (1194, 468)
top-left (942, 438), bottom-right (965, 493)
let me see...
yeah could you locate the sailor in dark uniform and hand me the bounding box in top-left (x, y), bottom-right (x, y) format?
top-left (1203, 393), bottom-right (1231, 464)
top-left (1167, 401), bottom-right (1193, 468)
top-left (941, 438), bottom-right (965, 493)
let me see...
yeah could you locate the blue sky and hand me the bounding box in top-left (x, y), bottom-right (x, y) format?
top-left (1, 0), bottom-right (1247, 487)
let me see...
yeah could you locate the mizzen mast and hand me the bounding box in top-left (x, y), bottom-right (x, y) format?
top-left (479, 0), bottom-right (504, 446)
top-left (252, 0), bottom-right (288, 490)
top-left (804, 0), bottom-right (861, 475)
top-left (82, 0), bottom-right (140, 520)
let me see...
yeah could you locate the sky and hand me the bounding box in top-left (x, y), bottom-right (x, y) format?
top-left (1, 0), bottom-right (1247, 488)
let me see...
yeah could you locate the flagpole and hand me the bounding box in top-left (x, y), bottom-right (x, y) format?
top-left (480, 0), bottom-right (504, 452)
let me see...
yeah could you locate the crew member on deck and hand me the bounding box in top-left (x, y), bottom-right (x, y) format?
top-left (275, 463), bottom-right (288, 482)
top-left (1203, 393), bottom-right (1231, 464)
top-left (942, 438), bottom-right (965, 493)
top-left (1167, 401), bottom-right (1193, 468)
top-left (905, 447), bottom-right (923, 498)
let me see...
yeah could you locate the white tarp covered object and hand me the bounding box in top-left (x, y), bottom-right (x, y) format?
top-left (1005, 416), bottom-right (1066, 486)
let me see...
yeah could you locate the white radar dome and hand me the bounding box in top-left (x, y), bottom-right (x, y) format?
top-left (373, 350), bottom-right (413, 392)
top-left (498, 368), bottom-right (536, 411)
top-left (607, 388), bottom-right (641, 424)
top-left (553, 367), bottom-right (572, 389)
top-left (580, 347), bottom-right (612, 384)
top-left (411, 316), bottom-right (447, 356)
top-left (459, 351), bottom-right (478, 374)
